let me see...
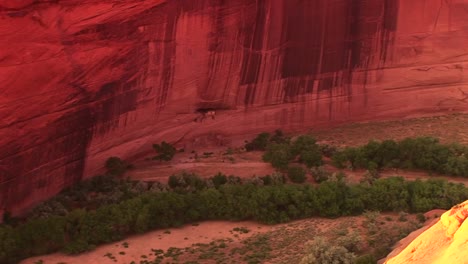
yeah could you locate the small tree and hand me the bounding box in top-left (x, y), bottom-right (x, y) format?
top-left (300, 149), bottom-right (323, 168)
top-left (263, 143), bottom-right (292, 170)
top-left (269, 129), bottom-right (290, 144)
top-left (105, 157), bottom-right (129, 176)
top-left (245, 132), bottom-right (271, 151)
top-left (287, 166), bottom-right (306, 183)
top-left (153, 141), bottom-right (176, 161)
top-left (210, 173), bottom-right (228, 188)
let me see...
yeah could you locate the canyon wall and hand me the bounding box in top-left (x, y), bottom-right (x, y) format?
top-left (1, 0), bottom-right (468, 215)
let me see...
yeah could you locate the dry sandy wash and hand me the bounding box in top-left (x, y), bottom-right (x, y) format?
top-left (20, 221), bottom-right (271, 264)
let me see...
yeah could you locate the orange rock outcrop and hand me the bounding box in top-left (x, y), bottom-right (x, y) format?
top-left (385, 202), bottom-right (468, 264)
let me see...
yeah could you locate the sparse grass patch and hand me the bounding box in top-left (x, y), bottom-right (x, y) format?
top-left (398, 212), bottom-right (408, 222)
top-left (416, 213), bottom-right (426, 223)
top-left (233, 227), bottom-right (251, 234)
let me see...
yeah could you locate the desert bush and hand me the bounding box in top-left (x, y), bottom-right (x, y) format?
top-left (261, 172), bottom-right (285, 186)
top-left (300, 237), bottom-right (355, 264)
top-left (105, 157), bottom-right (131, 176)
top-left (269, 129), bottom-right (290, 144)
top-left (210, 173), bottom-right (228, 188)
top-left (320, 144), bottom-right (338, 157)
top-left (287, 166), bottom-right (307, 183)
top-left (332, 137), bottom-right (468, 177)
top-left (354, 254), bottom-right (377, 264)
top-left (168, 172), bottom-right (206, 191)
top-left (363, 211), bottom-right (380, 224)
top-left (263, 143), bottom-right (293, 170)
top-left (248, 176), bottom-right (265, 186)
top-left (153, 141), bottom-right (177, 161)
top-left (310, 166), bottom-right (332, 183)
top-left (337, 232), bottom-right (362, 253)
top-left (291, 135), bottom-right (322, 168)
top-left (398, 212), bottom-right (408, 222)
top-left (416, 213), bottom-right (426, 223)
top-left (29, 200), bottom-right (68, 219)
top-left (3, 176), bottom-right (468, 264)
top-left (245, 132), bottom-right (271, 151)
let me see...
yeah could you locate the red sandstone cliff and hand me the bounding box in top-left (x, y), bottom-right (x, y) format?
top-left (1, 0), bottom-right (468, 215)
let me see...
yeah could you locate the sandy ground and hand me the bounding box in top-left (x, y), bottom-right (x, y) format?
top-left (129, 151), bottom-right (468, 187)
top-left (21, 221), bottom-right (271, 264)
top-left (129, 150), bottom-right (276, 183)
top-left (311, 113), bottom-right (468, 147)
top-left (22, 213), bottom-right (423, 264)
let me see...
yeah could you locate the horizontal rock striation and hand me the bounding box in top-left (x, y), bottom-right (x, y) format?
top-left (1, 0), bottom-right (468, 215)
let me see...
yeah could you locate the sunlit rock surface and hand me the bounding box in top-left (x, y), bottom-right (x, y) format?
top-left (1, 0), bottom-right (468, 215)
top-left (385, 201), bottom-right (468, 264)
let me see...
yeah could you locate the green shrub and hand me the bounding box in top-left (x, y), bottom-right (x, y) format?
top-left (105, 157), bottom-right (130, 176)
top-left (269, 129), bottom-right (290, 144)
top-left (337, 232), bottom-right (362, 253)
top-left (354, 254), bottom-right (377, 264)
top-left (310, 166), bottom-right (332, 183)
top-left (287, 166), bottom-right (306, 183)
top-left (3, 176), bottom-right (468, 264)
top-left (416, 213), bottom-right (426, 223)
top-left (291, 135), bottom-right (322, 168)
top-left (263, 143), bottom-right (292, 170)
top-left (300, 237), bottom-right (355, 264)
top-left (153, 141), bottom-right (177, 161)
top-left (210, 173), bottom-right (228, 188)
top-left (245, 133), bottom-right (271, 151)
top-left (320, 144), bottom-right (338, 158)
top-left (261, 172), bottom-right (285, 186)
top-left (398, 212), bottom-right (408, 222)
top-left (331, 137), bottom-right (468, 177)
top-left (168, 172), bottom-right (206, 191)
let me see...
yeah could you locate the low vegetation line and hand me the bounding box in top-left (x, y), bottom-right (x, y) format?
top-left (1, 175), bottom-right (468, 263)
top-left (3, 133), bottom-right (468, 263)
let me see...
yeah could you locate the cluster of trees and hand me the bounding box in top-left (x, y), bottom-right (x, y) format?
top-left (25, 158), bottom-right (164, 220)
top-left (261, 134), bottom-right (322, 170)
top-left (2, 175), bottom-right (467, 263)
top-left (332, 137), bottom-right (468, 177)
top-left (245, 130), bottom-right (291, 151)
top-left (246, 131), bottom-right (322, 183)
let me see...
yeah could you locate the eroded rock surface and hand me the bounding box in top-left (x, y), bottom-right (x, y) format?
top-left (1, 0), bottom-right (468, 215)
top-left (385, 201), bottom-right (468, 264)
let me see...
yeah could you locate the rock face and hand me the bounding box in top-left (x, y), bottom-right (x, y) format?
top-left (385, 201), bottom-right (468, 264)
top-left (1, 0), bottom-right (468, 215)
